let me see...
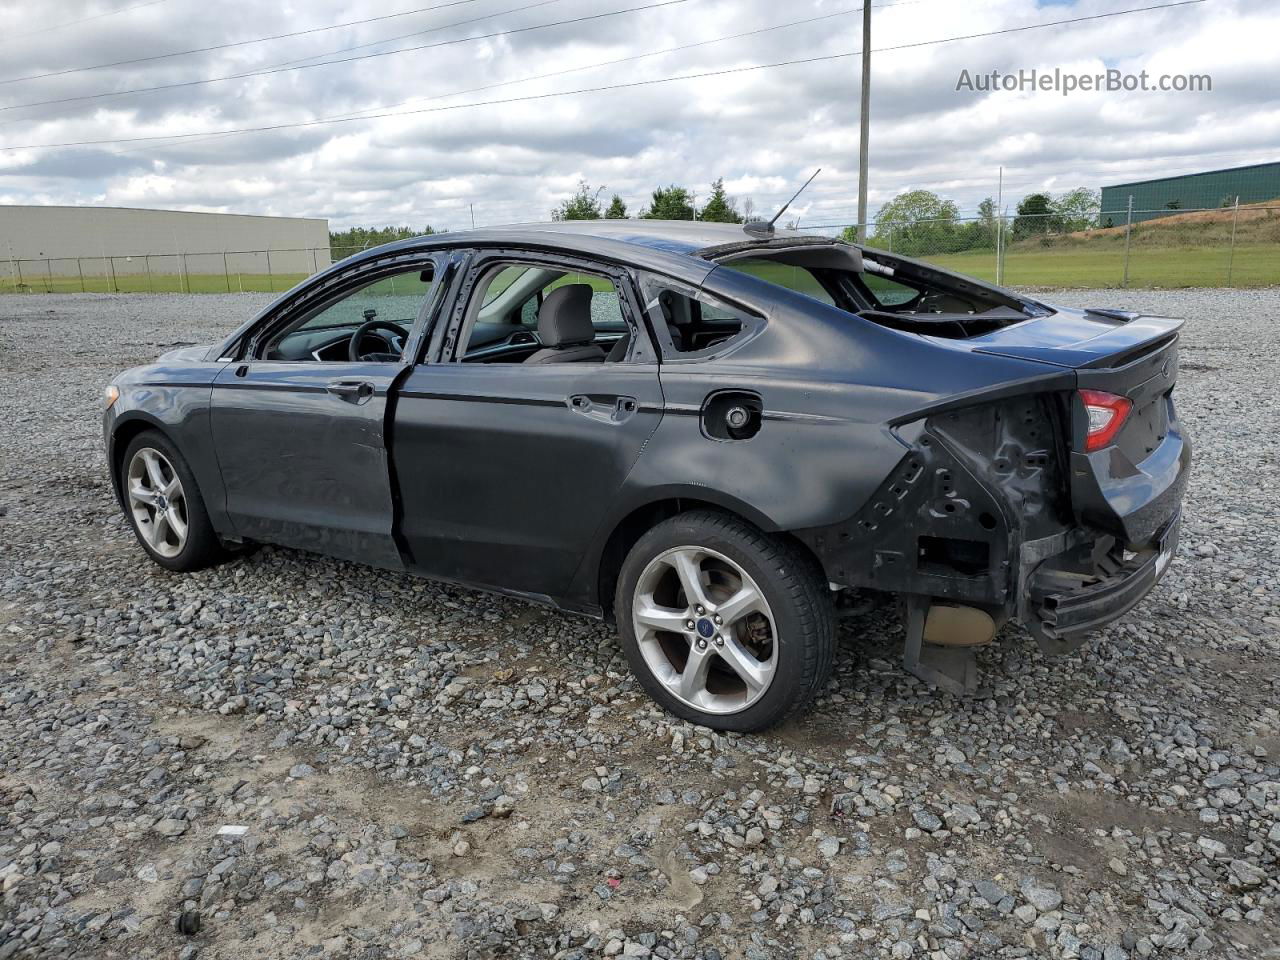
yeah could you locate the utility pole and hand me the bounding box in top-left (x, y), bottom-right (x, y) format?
top-left (1121, 194), bottom-right (1134, 288)
top-left (995, 166), bottom-right (1004, 286)
top-left (470, 204), bottom-right (476, 230)
top-left (1226, 195), bottom-right (1240, 285)
top-left (855, 0), bottom-right (872, 242)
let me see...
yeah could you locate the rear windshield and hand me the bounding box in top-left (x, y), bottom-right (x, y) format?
top-left (717, 249), bottom-right (1039, 339)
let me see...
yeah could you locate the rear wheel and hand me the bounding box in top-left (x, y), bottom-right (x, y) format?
top-left (120, 430), bottom-right (230, 572)
top-left (615, 510), bottom-right (834, 732)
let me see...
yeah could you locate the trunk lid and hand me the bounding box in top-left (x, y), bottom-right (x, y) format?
top-left (959, 306), bottom-right (1183, 368)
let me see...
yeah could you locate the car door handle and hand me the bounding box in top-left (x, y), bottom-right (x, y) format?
top-left (327, 379), bottom-right (375, 403)
top-left (569, 394), bottom-right (638, 423)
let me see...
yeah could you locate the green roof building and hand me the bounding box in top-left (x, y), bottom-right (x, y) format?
top-left (1099, 161), bottom-right (1280, 225)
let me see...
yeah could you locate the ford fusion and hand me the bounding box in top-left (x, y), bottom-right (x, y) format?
top-left (103, 220), bottom-right (1190, 731)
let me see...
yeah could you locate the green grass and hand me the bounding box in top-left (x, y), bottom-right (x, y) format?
top-left (924, 243), bottom-right (1279, 289)
top-left (1, 271), bottom-right (311, 295)
top-left (3, 243), bottom-right (1277, 295)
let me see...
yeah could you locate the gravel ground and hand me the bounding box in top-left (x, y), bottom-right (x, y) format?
top-left (0, 288), bottom-right (1278, 960)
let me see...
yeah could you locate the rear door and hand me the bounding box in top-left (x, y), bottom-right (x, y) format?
top-left (391, 251), bottom-right (664, 600)
top-left (209, 255), bottom-right (446, 567)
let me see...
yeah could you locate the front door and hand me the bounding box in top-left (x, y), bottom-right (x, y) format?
top-left (392, 255), bottom-right (664, 599)
top-left (210, 258), bottom-right (443, 567)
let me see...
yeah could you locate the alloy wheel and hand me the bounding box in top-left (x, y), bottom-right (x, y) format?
top-left (126, 447), bottom-right (189, 559)
top-left (631, 545), bottom-right (778, 715)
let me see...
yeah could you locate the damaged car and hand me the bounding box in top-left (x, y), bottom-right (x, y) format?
top-left (103, 220), bottom-right (1190, 731)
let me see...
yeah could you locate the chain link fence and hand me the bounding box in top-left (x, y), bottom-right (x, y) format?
top-left (4, 204), bottom-right (1278, 294)
top-left (811, 200), bottom-right (1280, 289)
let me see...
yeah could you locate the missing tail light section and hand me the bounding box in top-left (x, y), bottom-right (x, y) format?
top-left (918, 536), bottom-right (991, 577)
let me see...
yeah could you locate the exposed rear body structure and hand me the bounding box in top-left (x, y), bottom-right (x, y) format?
top-left (104, 221), bottom-right (1190, 730)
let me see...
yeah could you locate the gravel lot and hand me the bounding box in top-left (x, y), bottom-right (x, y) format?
top-left (1, 288), bottom-right (1278, 960)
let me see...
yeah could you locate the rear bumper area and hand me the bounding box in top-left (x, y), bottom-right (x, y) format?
top-left (1022, 510), bottom-right (1180, 654)
top-left (1071, 403), bottom-right (1191, 544)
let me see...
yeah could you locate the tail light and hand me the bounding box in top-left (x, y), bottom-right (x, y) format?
top-left (1079, 389), bottom-right (1132, 452)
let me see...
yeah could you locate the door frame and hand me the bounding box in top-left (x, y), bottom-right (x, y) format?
top-left (425, 247), bottom-right (661, 367)
top-left (243, 249), bottom-right (456, 362)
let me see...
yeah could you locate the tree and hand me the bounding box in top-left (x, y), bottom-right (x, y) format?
top-left (1053, 187), bottom-right (1100, 232)
top-left (953, 196), bottom-right (1000, 251)
top-left (698, 178), bottom-right (743, 223)
top-left (642, 185), bottom-right (696, 220)
top-left (604, 194), bottom-right (628, 219)
top-left (864, 190), bottom-right (960, 256)
top-left (1013, 192), bottom-right (1055, 236)
top-left (552, 180), bottom-right (603, 221)
top-left (977, 196), bottom-right (998, 226)
top-left (741, 196), bottom-right (756, 222)
top-left (329, 225), bottom-right (434, 261)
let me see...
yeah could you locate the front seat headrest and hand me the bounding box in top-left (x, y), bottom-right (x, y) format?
top-left (537, 284), bottom-right (595, 347)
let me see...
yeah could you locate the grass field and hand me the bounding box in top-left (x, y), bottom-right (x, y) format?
top-left (1, 271), bottom-right (312, 295)
top-left (926, 243), bottom-right (1278, 288)
top-left (3, 241), bottom-right (1277, 295)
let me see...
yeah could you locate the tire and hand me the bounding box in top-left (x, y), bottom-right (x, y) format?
top-left (615, 509), bottom-right (834, 732)
top-left (119, 429), bottom-right (230, 572)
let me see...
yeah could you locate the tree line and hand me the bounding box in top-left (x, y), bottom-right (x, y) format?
top-left (330, 183), bottom-right (1103, 261)
top-left (329, 225), bottom-right (438, 259)
top-left (841, 187), bottom-right (1102, 257)
top-left (551, 178), bottom-right (752, 223)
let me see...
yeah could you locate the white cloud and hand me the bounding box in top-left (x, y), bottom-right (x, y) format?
top-left (0, 0), bottom-right (1275, 229)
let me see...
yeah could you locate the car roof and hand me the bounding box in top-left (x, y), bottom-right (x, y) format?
top-left (347, 220), bottom-right (843, 274)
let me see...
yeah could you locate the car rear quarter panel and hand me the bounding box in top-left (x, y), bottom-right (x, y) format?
top-left (638, 274), bottom-right (1069, 525)
top-left (566, 275), bottom-right (1070, 609)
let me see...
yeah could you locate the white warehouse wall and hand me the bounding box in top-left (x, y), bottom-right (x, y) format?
top-left (0, 205), bottom-right (330, 275)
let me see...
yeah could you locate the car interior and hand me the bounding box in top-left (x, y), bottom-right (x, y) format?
top-left (261, 257), bottom-right (734, 366)
top-left (456, 262), bottom-right (747, 364)
top-left (262, 265), bottom-right (437, 363)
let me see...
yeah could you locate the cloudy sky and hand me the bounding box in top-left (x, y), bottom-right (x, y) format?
top-left (0, 0), bottom-right (1276, 230)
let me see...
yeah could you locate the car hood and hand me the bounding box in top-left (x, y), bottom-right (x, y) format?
top-left (157, 343), bottom-right (220, 363)
top-left (956, 305), bottom-right (1183, 368)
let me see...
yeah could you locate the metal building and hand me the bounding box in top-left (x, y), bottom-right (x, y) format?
top-left (0, 204), bottom-right (330, 285)
top-left (1100, 161), bottom-right (1280, 225)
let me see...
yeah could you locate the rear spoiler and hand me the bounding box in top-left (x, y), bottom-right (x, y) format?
top-left (973, 316), bottom-right (1184, 369)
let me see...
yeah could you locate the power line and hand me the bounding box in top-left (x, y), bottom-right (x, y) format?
top-left (0, 0), bottom-right (169, 44)
top-left (0, 0), bottom-right (931, 88)
top-left (290, 9), bottom-right (859, 128)
top-left (0, 0), bottom-right (688, 115)
top-left (0, 0), bottom-right (1208, 152)
top-left (0, 0), bottom-right (488, 85)
top-left (254, 0), bottom-right (563, 74)
top-left (73, 0), bottom-right (968, 158)
top-left (99, 6), bottom-right (864, 159)
top-left (94, 0), bottom-right (945, 157)
top-left (263, 0), bottom-right (922, 72)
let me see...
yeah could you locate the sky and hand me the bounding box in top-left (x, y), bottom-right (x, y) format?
top-left (0, 0), bottom-right (1276, 231)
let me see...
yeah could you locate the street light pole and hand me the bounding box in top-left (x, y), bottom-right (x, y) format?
top-left (855, 0), bottom-right (872, 241)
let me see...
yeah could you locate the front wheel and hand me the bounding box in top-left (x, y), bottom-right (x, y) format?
top-left (119, 430), bottom-right (230, 572)
top-left (615, 510), bottom-right (834, 732)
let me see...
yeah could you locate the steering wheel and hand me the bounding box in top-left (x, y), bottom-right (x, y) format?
top-left (349, 319), bottom-right (409, 362)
